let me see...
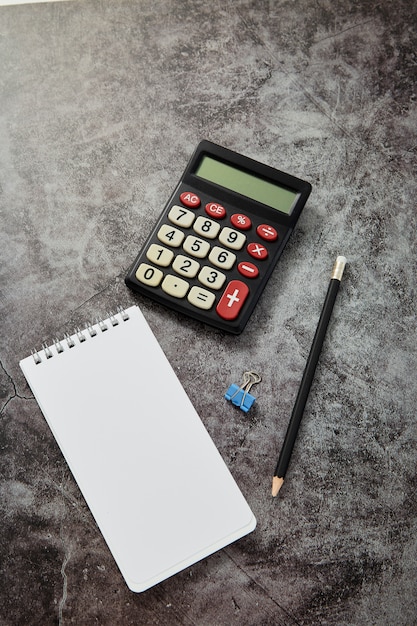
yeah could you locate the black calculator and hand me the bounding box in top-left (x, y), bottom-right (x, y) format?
top-left (125, 140), bottom-right (311, 334)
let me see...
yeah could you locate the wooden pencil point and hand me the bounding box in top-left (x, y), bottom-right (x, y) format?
top-left (271, 476), bottom-right (284, 497)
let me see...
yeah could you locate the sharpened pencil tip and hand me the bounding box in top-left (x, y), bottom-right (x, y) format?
top-left (271, 476), bottom-right (284, 497)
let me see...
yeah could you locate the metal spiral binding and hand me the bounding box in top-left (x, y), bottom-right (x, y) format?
top-left (31, 306), bottom-right (131, 364)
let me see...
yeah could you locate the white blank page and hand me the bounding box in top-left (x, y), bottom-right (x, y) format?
top-left (20, 305), bottom-right (256, 592)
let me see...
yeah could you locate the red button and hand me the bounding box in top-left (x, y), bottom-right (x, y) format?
top-left (205, 202), bottom-right (226, 219)
top-left (238, 261), bottom-right (259, 279)
top-left (247, 242), bottom-right (268, 260)
top-left (256, 224), bottom-right (278, 242)
top-left (216, 280), bottom-right (249, 320)
top-left (180, 191), bottom-right (201, 208)
top-left (231, 213), bottom-right (252, 230)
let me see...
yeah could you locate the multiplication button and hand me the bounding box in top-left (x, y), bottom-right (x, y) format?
top-left (188, 286), bottom-right (216, 310)
top-left (247, 242), bottom-right (268, 260)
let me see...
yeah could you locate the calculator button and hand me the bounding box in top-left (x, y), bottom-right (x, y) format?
top-left (146, 244), bottom-right (174, 267)
top-left (168, 205), bottom-right (196, 228)
top-left (157, 224), bottom-right (185, 247)
top-left (193, 216), bottom-right (221, 239)
top-left (218, 227), bottom-right (246, 250)
top-left (231, 213), bottom-right (252, 230)
top-left (208, 246), bottom-right (236, 270)
top-left (172, 254), bottom-right (200, 278)
top-left (136, 263), bottom-right (163, 287)
top-left (187, 286), bottom-right (216, 310)
top-left (256, 224), bottom-right (278, 241)
top-left (179, 191), bottom-right (201, 208)
top-left (238, 261), bottom-right (259, 279)
top-left (183, 235), bottom-right (211, 258)
top-left (216, 280), bottom-right (249, 320)
top-left (205, 202), bottom-right (226, 219)
top-left (198, 266), bottom-right (226, 290)
top-left (161, 274), bottom-right (189, 298)
top-left (247, 242), bottom-right (268, 260)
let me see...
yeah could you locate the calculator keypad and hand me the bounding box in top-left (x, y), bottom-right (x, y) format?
top-left (133, 189), bottom-right (284, 322)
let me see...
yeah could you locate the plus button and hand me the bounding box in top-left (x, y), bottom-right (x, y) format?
top-left (216, 280), bottom-right (249, 321)
top-left (226, 289), bottom-right (240, 308)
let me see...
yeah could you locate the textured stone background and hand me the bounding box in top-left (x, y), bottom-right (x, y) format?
top-left (1, 1), bottom-right (416, 624)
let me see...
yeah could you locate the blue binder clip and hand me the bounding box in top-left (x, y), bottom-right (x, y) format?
top-left (225, 371), bottom-right (261, 413)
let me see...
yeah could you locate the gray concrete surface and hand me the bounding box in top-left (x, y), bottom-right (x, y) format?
top-left (1, 1), bottom-right (416, 624)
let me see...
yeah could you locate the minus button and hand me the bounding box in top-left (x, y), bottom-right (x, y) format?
top-left (238, 261), bottom-right (259, 279)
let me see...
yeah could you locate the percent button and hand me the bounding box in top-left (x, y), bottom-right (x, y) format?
top-left (231, 213), bottom-right (252, 230)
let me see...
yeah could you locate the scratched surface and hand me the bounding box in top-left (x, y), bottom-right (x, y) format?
top-left (1, 1), bottom-right (416, 624)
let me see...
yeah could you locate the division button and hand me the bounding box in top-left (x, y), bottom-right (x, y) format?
top-left (179, 191), bottom-right (201, 208)
top-left (238, 261), bottom-right (259, 279)
top-left (216, 280), bottom-right (249, 320)
top-left (256, 224), bottom-right (278, 241)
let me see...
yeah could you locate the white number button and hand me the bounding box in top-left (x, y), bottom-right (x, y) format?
top-left (135, 263), bottom-right (163, 287)
top-left (208, 246), bottom-right (236, 270)
top-left (161, 274), bottom-right (189, 298)
top-left (168, 205), bottom-right (195, 228)
top-left (187, 286), bottom-right (216, 310)
top-left (183, 235), bottom-right (211, 259)
top-left (218, 227), bottom-right (246, 250)
top-left (193, 216), bottom-right (221, 239)
top-left (146, 244), bottom-right (174, 267)
top-left (157, 224), bottom-right (185, 247)
top-left (198, 266), bottom-right (226, 290)
top-left (172, 254), bottom-right (200, 278)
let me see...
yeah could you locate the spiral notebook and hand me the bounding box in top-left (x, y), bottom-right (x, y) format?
top-left (19, 305), bottom-right (256, 592)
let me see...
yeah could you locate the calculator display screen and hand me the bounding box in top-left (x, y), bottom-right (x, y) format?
top-left (195, 155), bottom-right (298, 214)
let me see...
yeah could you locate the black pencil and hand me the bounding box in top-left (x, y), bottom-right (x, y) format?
top-left (271, 256), bottom-right (347, 497)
